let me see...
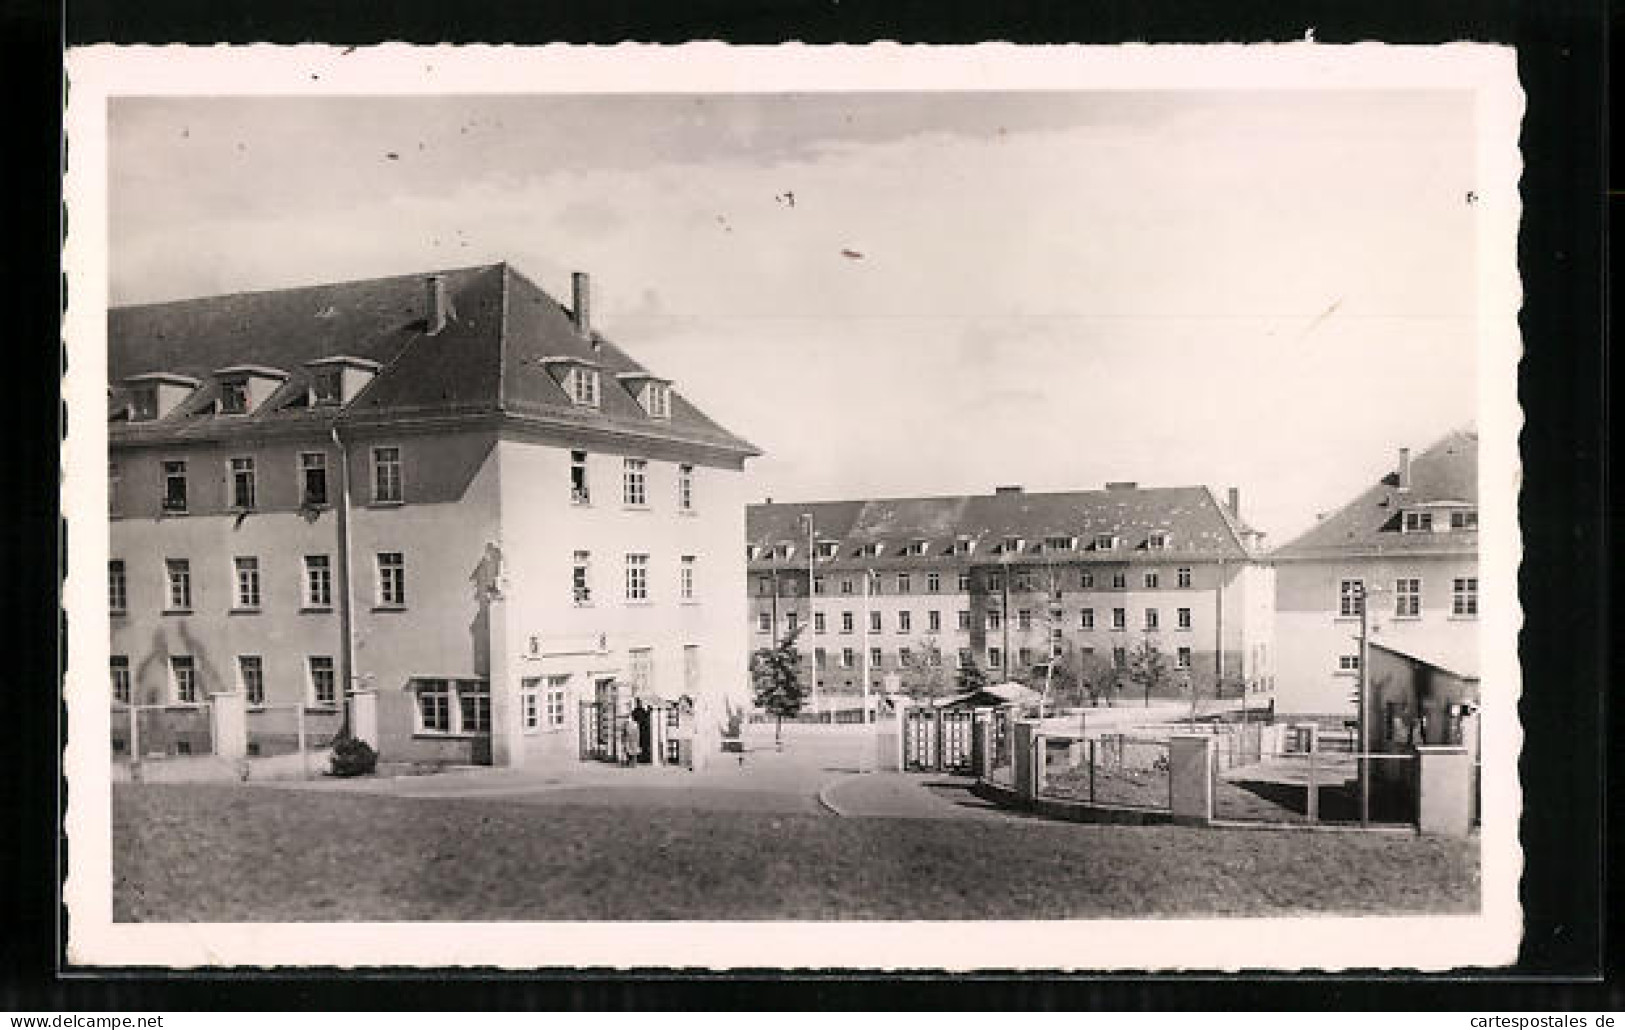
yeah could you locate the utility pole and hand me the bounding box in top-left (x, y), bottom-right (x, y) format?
top-left (861, 567), bottom-right (872, 737)
top-left (1357, 581), bottom-right (1371, 827)
top-left (801, 513), bottom-right (818, 718)
top-left (1001, 551), bottom-right (1011, 684)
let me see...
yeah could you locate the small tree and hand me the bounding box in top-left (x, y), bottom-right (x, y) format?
top-left (901, 637), bottom-right (951, 700)
top-left (956, 656), bottom-right (991, 693)
top-left (751, 624), bottom-right (808, 744)
top-left (1076, 648), bottom-right (1117, 707)
top-left (1127, 635), bottom-right (1171, 708)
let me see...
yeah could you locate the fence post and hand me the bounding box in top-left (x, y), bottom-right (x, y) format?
top-left (296, 704), bottom-right (310, 780)
top-left (1088, 738), bottom-right (1096, 804)
top-left (209, 692), bottom-right (248, 761)
top-left (1169, 735), bottom-right (1214, 825)
top-left (1306, 748), bottom-right (1318, 823)
top-left (129, 705), bottom-right (142, 781)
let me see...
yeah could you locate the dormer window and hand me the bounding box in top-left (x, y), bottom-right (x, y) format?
top-left (1403, 511), bottom-right (1434, 533)
top-left (1045, 536), bottom-right (1075, 553)
top-left (1147, 532), bottom-right (1170, 550)
top-left (776, 544), bottom-right (797, 561)
top-left (859, 543), bottom-right (884, 558)
top-left (952, 537), bottom-right (977, 557)
top-left (816, 541), bottom-right (839, 559)
top-left (747, 545), bottom-right (763, 561)
top-left (304, 356), bottom-right (379, 407)
top-left (1094, 533), bottom-right (1119, 550)
top-left (645, 382), bottom-right (670, 418)
top-left (570, 367), bottom-right (600, 407)
top-left (219, 378), bottom-right (250, 415)
top-left (904, 540), bottom-right (928, 557)
top-left (121, 372), bottom-right (200, 422)
top-left (1002, 537), bottom-right (1024, 555)
top-left (1450, 509), bottom-right (1478, 530)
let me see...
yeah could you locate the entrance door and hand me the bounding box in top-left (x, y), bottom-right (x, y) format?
top-left (632, 703), bottom-right (653, 764)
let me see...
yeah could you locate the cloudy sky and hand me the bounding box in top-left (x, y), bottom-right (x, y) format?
top-left (108, 90), bottom-right (1480, 543)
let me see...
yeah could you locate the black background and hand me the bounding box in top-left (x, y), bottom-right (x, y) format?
top-left (0, 0), bottom-right (1612, 1011)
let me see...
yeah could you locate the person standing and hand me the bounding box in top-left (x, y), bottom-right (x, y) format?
top-left (621, 712), bottom-right (642, 768)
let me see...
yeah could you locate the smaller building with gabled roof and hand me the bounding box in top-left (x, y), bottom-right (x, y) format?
top-left (1270, 429), bottom-right (1479, 717)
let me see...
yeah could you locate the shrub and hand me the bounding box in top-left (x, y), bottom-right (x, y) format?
top-left (329, 734), bottom-right (378, 777)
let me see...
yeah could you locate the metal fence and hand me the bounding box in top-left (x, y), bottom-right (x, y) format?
top-left (111, 703), bottom-right (213, 761)
top-left (245, 703), bottom-right (341, 768)
top-left (1037, 734), bottom-right (1173, 811)
top-left (1211, 749), bottom-right (1417, 825)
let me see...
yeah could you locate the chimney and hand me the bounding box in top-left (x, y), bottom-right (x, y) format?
top-left (571, 271), bottom-right (591, 338)
top-left (1397, 447), bottom-right (1412, 490)
top-left (425, 274), bottom-right (450, 335)
top-left (1105, 481), bottom-right (1137, 491)
top-left (995, 485), bottom-right (1024, 495)
top-left (1227, 486), bottom-right (1241, 518)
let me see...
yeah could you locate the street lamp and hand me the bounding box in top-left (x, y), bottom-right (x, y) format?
top-left (799, 513), bottom-right (818, 719)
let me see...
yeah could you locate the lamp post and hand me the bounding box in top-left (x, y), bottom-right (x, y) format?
top-left (1353, 580), bottom-right (1385, 828)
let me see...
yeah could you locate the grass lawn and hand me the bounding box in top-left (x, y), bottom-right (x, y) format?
top-left (113, 783), bottom-right (1478, 922)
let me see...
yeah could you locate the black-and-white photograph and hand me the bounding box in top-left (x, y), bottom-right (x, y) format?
top-left (63, 44), bottom-right (1523, 970)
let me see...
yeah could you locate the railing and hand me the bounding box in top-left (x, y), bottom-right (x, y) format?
top-left (111, 702), bottom-right (214, 761)
top-left (1037, 734), bottom-right (1172, 811)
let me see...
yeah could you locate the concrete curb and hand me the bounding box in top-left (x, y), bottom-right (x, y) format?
top-left (815, 773), bottom-right (862, 817)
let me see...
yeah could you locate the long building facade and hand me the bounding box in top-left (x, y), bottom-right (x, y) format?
top-left (109, 263), bottom-right (758, 768)
top-left (1270, 430), bottom-right (1479, 718)
top-left (745, 485), bottom-right (1276, 708)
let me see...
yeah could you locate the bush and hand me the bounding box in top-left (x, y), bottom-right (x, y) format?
top-left (329, 734), bottom-right (378, 777)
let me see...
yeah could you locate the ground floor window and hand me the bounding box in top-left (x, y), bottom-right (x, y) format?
top-left (521, 675), bottom-right (570, 733)
top-left (413, 677), bottom-right (491, 735)
top-left (170, 655), bottom-right (197, 703)
top-left (110, 655), bottom-right (130, 705)
top-left (239, 655), bottom-right (265, 706)
top-left (308, 655), bottom-right (337, 707)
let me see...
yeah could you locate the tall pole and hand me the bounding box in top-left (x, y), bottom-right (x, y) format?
top-left (330, 427), bottom-right (356, 737)
top-left (1001, 553), bottom-right (1011, 683)
top-left (803, 514), bottom-right (818, 717)
top-left (1357, 582), bottom-right (1371, 827)
top-left (861, 566), bottom-right (872, 729)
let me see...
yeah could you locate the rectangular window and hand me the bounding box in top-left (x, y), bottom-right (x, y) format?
top-left (299, 451), bottom-right (329, 506)
top-left (1450, 509), bottom-right (1478, 530)
top-left (957, 572), bottom-right (972, 591)
top-left (868, 572), bottom-right (882, 596)
top-left (108, 461), bottom-right (120, 510)
top-left (898, 611), bottom-right (912, 634)
top-left (625, 553), bottom-right (649, 600)
top-left (312, 369), bottom-right (343, 406)
top-left (814, 647), bottom-right (828, 670)
top-left (308, 656), bottom-right (337, 706)
top-left (927, 610), bottom-right (941, 633)
top-left (572, 550), bottom-right (593, 604)
top-left (927, 573), bottom-right (941, 593)
top-left (545, 679), bottom-right (567, 728)
top-left (1339, 578), bottom-right (1364, 617)
top-left (1177, 567), bottom-right (1192, 589)
top-left (170, 655), bottom-right (197, 703)
top-left (239, 655), bottom-right (265, 706)
top-left (161, 460), bottom-right (188, 513)
top-left (1404, 511), bottom-right (1434, 533)
top-left (816, 541), bottom-right (838, 559)
top-left (814, 612), bottom-right (826, 634)
top-left (899, 647), bottom-right (914, 667)
top-left (841, 611), bottom-right (854, 634)
top-left (1144, 571), bottom-right (1159, 589)
top-left (416, 679), bottom-right (452, 733)
top-left (165, 559), bottom-right (192, 612)
top-left (841, 648), bottom-right (855, 669)
top-left (869, 647), bottom-right (883, 669)
top-left (987, 609), bottom-right (1003, 630)
top-left (1453, 577), bottom-right (1478, 616)
top-left (1177, 607), bottom-right (1192, 630)
top-left (1395, 578), bottom-right (1422, 617)
top-left (570, 367), bottom-right (600, 407)
top-left (233, 556), bottom-right (262, 610)
top-left (459, 680), bottom-right (491, 733)
top-left (1080, 608), bottom-right (1094, 630)
top-left (644, 382), bottom-right (671, 418)
top-left (988, 647), bottom-right (1003, 668)
top-left (1094, 533), bottom-right (1117, 550)
top-left (757, 576), bottom-right (772, 596)
top-left (869, 611), bottom-right (882, 634)
top-left (522, 684), bottom-right (540, 732)
top-left (622, 458), bottom-right (648, 507)
top-left (957, 610), bottom-right (971, 630)
top-left (1111, 607), bottom-right (1126, 631)
top-left (678, 464), bottom-right (694, 510)
top-left (813, 575), bottom-right (825, 595)
top-left (219, 378), bottom-right (250, 415)
top-left (377, 552), bottom-right (406, 607)
top-left (229, 457), bottom-right (257, 509)
top-left (110, 656), bottom-right (131, 705)
top-left (784, 579), bottom-right (799, 597)
top-left (570, 450), bottom-right (591, 504)
top-left (1018, 647), bottom-right (1032, 667)
top-left (1014, 571), bottom-right (1033, 593)
top-left (1111, 572), bottom-right (1127, 590)
top-left (304, 555), bottom-right (332, 608)
top-left (987, 573), bottom-right (1004, 592)
top-left (372, 446), bottom-right (402, 503)
top-left (787, 612), bottom-right (800, 633)
top-left (897, 573), bottom-right (911, 593)
top-left (1050, 627), bottom-right (1064, 658)
top-left (1148, 532), bottom-right (1169, 551)
top-left (109, 560), bottom-right (127, 614)
top-left (757, 612), bottom-right (771, 633)
top-left (680, 555), bottom-right (696, 600)
top-left (958, 647), bottom-right (973, 668)
top-left (1176, 647), bottom-right (1192, 670)
top-left (1080, 571), bottom-right (1095, 589)
top-left (1337, 654), bottom-right (1361, 674)
top-left (1017, 609), bottom-right (1032, 631)
top-left (1109, 647), bottom-right (1126, 669)
top-left (841, 578), bottom-right (854, 595)
top-left (1144, 608), bottom-right (1159, 631)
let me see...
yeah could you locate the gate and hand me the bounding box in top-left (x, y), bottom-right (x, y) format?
top-left (940, 709), bottom-right (974, 773)
top-left (903, 707), bottom-right (937, 771)
top-left (578, 700), bottom-right (620, 762)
